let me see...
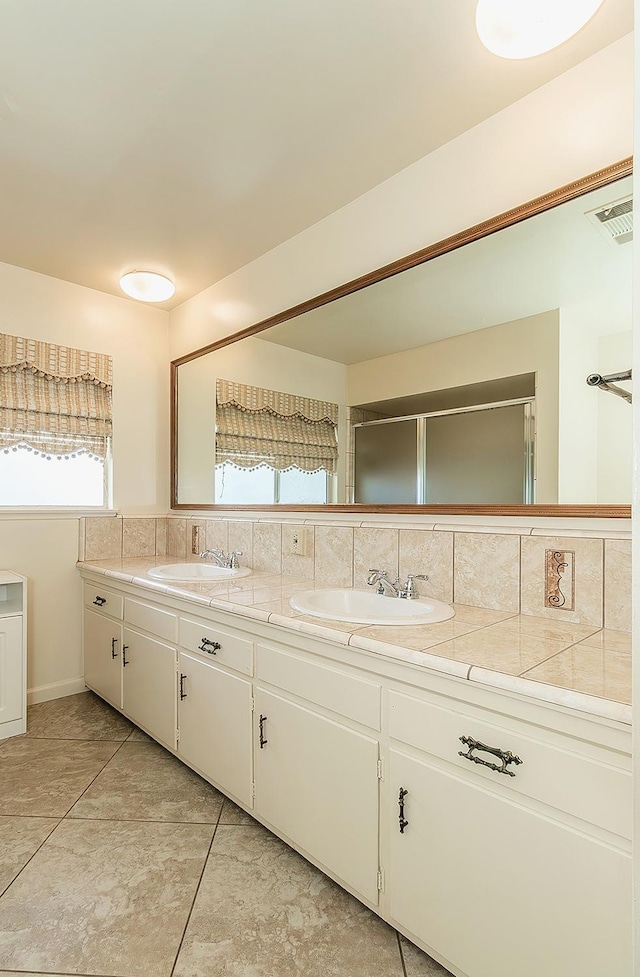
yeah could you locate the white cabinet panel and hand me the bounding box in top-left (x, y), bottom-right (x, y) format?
top-left (0, 616), bottom-right (23, 726)
top-left (125, 598), bottom-right (177, 643)
top-left (122, 628), bottom-right (176, 750)
top-left (255, 687), bottom-right (379, 904)
top-left (179, 615), bottom-right (253, 676)
top-left (84, 583), bottom-right (123, 619)
top-left (178, 651), bottom-right (253, 807)
top-left (388, 747), bottom-right (631, 977)
top-left (257, 643), bottom-right (381, 729)
top-left (83, 608), bottom-right (122, 709)
top-left (389, 689), bottom-right (632, 839)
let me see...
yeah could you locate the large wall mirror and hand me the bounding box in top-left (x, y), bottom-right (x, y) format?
top-left (172, 159), bottom-right (632, 517)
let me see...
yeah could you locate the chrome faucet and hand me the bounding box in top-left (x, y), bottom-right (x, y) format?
top-left (200, 549), bottom-right (243, 569)
top-left (367, 569), bottom-right (428, 599)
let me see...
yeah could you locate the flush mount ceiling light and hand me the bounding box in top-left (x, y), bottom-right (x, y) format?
top-left (476, 0), bottom-right (604, 59)
top-left (119, 271), bottom-right (175, 302)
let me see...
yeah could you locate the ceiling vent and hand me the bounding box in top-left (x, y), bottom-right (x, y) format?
top-left (585, 195), bottom-right (633, 246)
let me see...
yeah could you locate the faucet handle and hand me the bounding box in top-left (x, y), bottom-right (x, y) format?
top-left (229, 550), bottom-right (243, 569)
top-left (403, 573), bottom-right (428, 599)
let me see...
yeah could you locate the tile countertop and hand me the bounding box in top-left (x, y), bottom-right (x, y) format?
top-left (78, 558), bottom-right (632, 726)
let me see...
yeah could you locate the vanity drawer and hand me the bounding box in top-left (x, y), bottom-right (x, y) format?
top-left (84, 582), bottom-right (123, 620)
top-left (124, 598), bottom-right (177, 644)
top-left (179, 615), bottom-right (253, 676)
top-left (388, 690), bottom-right (631, 839)
top-left (257, 643), bottom-right (381, 730)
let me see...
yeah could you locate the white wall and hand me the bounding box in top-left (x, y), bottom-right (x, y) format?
top-left (0, 260), bottom-right (170, 700)
top-left (169, 36), bottom-right (633, 360)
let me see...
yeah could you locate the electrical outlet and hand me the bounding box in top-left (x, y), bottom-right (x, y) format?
top-left (191, 526), bottom-right (200, 554)
top-left (289, 527), bottom-right (310, 556)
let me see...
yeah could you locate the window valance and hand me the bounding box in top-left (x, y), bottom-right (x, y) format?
top-left (215, 379), bottom-right (338, 474)
top-left (0, 333), bottom-right (113, 458)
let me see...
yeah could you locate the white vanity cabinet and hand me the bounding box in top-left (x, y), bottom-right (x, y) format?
top-left (253, 642), bottom-right (382, 904)
top-left (177, 614), bottom-right (254, 808)
top-left (0, 571), bottom-right (27, 739)
top-left (79, 571), bottom-right (632, 977)
top-left (121, 599), bottom-right (178, 750)
top-left (386, 688), bottom-right (632, 977)
top-left (83, 582), bottom-right (123, 709)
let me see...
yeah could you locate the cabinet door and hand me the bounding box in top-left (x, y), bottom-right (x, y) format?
top-left (0, 616), bottom-right (23, 725)
top-left (83, 609), bottom-right (122, 709)
top-left (178, 651), bottom-right (253, 808)
top-left (388, 748), bottom-right (631, 977)
top-left (254, 687), bottom-right (379, 904)
top-left (122, 627), bottom-right (176, 750)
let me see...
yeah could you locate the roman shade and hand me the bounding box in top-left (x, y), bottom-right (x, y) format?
top-left (0, 333), bottom-right (113, 458)
top-left (215, 379), bottom-right (338, 473)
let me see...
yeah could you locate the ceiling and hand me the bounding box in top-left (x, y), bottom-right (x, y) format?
top-left (0, 0), bottom-right (632, 308)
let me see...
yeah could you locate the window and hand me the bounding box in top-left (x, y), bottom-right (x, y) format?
top-left (214, 379), bottom-right (338, 504)
top-left (0, 333), bottom-right (112, 507)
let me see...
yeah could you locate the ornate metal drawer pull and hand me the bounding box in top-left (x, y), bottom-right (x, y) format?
top-left (259, 714), bottom-right (268, 749)
top-left (93, 595), bottom-right (106, 606)
top-left (198, 637), bottom-right (221, 655)
top-left (398, 787), bottom-right (409, 833)
top-left (458, 735), bottom-right (523, 777)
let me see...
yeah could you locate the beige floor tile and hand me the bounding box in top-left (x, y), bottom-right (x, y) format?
top-left (401, 935), bottom-right (454, 976)
top-left (68, 741), bottom-right (224, 823)
top-left (0, 818), bottom-right (214, 977)
top-left (0, 816), bottom-right (60, 896)
top-left (173, 824), bottom-right (404, 977)
top-left (127, 726), bottom-right (155, 742)
top-left (0, 739), bottom-right (120, 817)
top-left (218, 797), bottom-right (258, 825)
top-left (25, 690), bottom-right (134, 740)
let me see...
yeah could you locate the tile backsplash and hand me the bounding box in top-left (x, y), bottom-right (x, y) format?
top-left (79, 515), bottom-right (632, 632)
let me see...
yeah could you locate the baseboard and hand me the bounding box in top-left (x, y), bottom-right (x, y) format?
top-left (27, 677), bottom-right (88, 705)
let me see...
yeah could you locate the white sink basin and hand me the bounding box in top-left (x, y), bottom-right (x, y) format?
top-left (289, 588), bottom-right (454, 626)
top-left (148, 563), bottom-right (251, 582)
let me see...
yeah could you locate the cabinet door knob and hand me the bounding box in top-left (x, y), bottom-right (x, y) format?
top-left (259, 714), bottom-right (268, 749)
top-left (398, 787), bottom-right (409, 833)
top-left (198, 637), bottom-right (221, 655)
top-left (458, 735), bottom-right (523, 777)
top-left (111, 637), bottom-right (118, 659)
top-left (179, 673), bottom-right (187, 700)
top-left (93, 596), bottom-right (106, 606)
top-left (122, 644), bottom-right (129, 667)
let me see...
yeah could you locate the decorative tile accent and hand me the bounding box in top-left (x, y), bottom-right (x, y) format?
top-left (167, 518), bottom-right (187, 558)
top-left (454, 533), bottom-right (520, 612)
top-left (186, 518), bottom-right (206, 557)
top-left (544, 549), bottom-right (575, 611)
top-left (314, 525), bottom-right (354, 587)
top-left (399, 530), bottom-right (453, 603)
top-left (253, 522), bottom-right (283, 574)
top-left (354, 528), bottom-right (399, 592)
top-left (84, 516), bottom-right (123, 561)
top-left (604, 539), bottom-right (631, 632)
top-left (521, 535), bottom-right (603, 627)
top-left (123, 518), bottom-right (156, 559)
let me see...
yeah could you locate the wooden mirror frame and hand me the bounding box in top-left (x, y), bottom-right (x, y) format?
top-left (171, 157), bottom-right (632, 518)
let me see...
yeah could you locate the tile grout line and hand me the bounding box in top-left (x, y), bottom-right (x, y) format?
top-left (396, 930), bottom-right (409, 977)
top-left (168, 810), bottom-right (224, 977)
top-left (0, 816), bottom-right (61, 903)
